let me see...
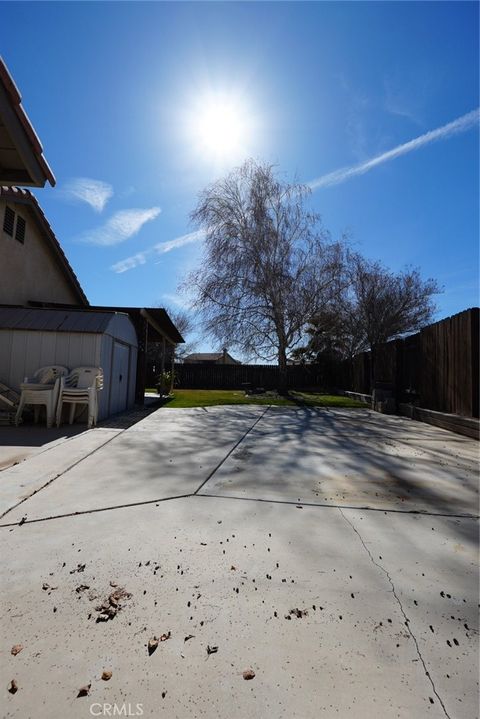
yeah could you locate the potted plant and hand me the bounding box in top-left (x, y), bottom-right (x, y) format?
top-left (156, 370), bottom-right (175, 396)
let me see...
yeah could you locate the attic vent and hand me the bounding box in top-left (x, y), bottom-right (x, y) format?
top-left (15, 215), bottom-right (26, 243)
top-left (3, 206), bottom-right (15, 236)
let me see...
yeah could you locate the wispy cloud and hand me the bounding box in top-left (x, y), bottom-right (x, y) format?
top-left (111, 229), bottom-right (204, 273)
top-left (62, 177), bottom-right (114, 212)
top-left (384, 76), bottom-right (426, 126)
top-left (79, 208), bottom-right (161, 246)
top-left (309, 109), bottom-right (479, 191)
top-left (161, 293), bottom-right (193, 310)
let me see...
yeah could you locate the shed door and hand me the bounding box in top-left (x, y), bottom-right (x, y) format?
top-left (110, 342), bottom-right (130, 415)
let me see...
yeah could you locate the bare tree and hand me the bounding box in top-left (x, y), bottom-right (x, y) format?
top-left (148, 306), bottom-right (197, 374)
top-left (292, 254), bottom-right (440, 363)
top-left (184, 159), bottom-right (346, 387)
top-left (346, 254), bottom-right (441, 351)
top-left (165, 308), bottom-right (198, 362)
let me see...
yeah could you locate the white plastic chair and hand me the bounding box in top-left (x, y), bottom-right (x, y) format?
top-left (56, 367), bottom-right (103, 429)
top-left (15, 366), bottom-right (69, 428)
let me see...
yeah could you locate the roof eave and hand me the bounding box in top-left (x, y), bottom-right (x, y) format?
top-left (0, 57), bottom-right (56, 188)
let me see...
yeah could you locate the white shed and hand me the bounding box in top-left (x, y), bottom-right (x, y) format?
top-left (0, 307), bottom-right (138, 420)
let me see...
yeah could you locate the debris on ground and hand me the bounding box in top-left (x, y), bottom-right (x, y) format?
top-left (70, 563), bottom-right (86, 574)
top-left (42, 582), bottom-right (57, 591)
top-left (95, 587), bottom-right (132, 622)
top-left (8, 679), bottom-right (18, 694)
top-left (184, 634), bottom-right (195, 642)
top-left (75, 584), bottom-right (90, 594)
top-left (11, 645), bottom-right (23, 656)
top-left (101, 671), bottom-right (112, 681)
top-left (148, 637), bottom-right (159, 655)
top-left (206, 645), bottom-right (218, 655)
top-left (76, 684), bottom-right (91, 697)
top-left (242, 669), bottom-right (256, 680)
top-left (160, 631), bottom-right (171, 642)
top-left (286, 608), bottom-right (308, 619)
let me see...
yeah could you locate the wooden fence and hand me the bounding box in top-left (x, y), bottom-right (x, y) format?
top-left (345, 308), bottom-right (479, 418)
top-left (150, 307), bottom-right (478, 419)
top-left (172, 361), bottom-right (343, 392)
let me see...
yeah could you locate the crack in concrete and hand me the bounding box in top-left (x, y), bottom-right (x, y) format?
top-left (338, 507), bottom-right (452, 719)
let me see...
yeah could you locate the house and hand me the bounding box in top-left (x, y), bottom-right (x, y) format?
top-left (0, 186), bottom-right (88, 307)
top-left (0, 59), bottom-right (184, 417)
top-left (0, 57), bottom-right (55, 188)
top-left (184, 350), bottom-right (241, 365)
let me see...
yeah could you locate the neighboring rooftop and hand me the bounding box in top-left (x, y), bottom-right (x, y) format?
top-left (0, 57), bottom-right (55, 188)
top-left (184, 351), bottom-right (241, 364)
top-left (0, 186), bottom-right (88, 306)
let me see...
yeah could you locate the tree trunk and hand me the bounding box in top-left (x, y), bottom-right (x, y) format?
top-left (278, 345), bottom-right (288, 394)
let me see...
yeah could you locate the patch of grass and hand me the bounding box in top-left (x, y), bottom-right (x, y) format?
top-left (160, 389), bottom-right (366, 409)
top-left (289, 391), bottom-right (366, 408)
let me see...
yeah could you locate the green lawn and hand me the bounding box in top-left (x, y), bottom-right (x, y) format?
top-left (150, 389), bottom-right (366, 409)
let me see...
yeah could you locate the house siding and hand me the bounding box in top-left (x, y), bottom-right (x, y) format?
top-left (0, 198), bottom-right (81, 306)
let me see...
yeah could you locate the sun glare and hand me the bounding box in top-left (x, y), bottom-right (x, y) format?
top-left (187, 92), bottom-right (252, 164)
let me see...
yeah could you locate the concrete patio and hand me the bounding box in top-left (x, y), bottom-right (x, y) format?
top-left (1, 405), bottom-right (478, 718)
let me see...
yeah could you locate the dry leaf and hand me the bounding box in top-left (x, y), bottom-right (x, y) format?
top-left (11, 645), bottom-right (23, 656)
top-left (69, 563), bottom-right (86, 574)
top-left (77, 683), bottom-right (91, 697)
top-left (243, 669), bottom-right (255, 680)
top-left (8, 679), bottom-right (18, 694)
top-left (101, 671), bottom-right (112, 681)
top-left (148, 637), bottom-right (159, 655)
top-left (289, 608), bottom-right (308, 619)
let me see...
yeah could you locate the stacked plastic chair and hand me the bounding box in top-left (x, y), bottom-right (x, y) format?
top-left (56, 367), bottom-right (103, 429)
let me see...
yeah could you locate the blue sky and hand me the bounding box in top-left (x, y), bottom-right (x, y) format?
top-left (2, 1), bottom-right (478, 350)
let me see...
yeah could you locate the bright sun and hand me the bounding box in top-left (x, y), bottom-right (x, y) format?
top-left (187, 92), bottom-right (252, 163)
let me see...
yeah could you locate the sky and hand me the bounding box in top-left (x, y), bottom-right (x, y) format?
top-left (1, 1), bottom-right (479, 352)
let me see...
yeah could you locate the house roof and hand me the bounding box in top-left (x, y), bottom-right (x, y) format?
top-left (0, 57), bottom-right (55, 187)
top-left (0, 186), bottom-right (89, 306)
top-left (185, 353), bottom-right (224, 361)
top-left (0, 306), bottom-right (124, 333)
top-left (185, 352), bottom-right (240, 363)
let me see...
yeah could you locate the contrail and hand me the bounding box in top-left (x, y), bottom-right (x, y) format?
top-left (111, 229), bottom-right (204, 273)
top-left (309, 108), bottom-right (479, 191)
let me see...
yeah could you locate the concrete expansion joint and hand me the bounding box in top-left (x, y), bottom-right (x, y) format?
top-left (0, 427), bottom-right (126, 522)
top-left (338, 508), bottom-right (453, 719)
top-left (193, 405), bottom-right (271, 495)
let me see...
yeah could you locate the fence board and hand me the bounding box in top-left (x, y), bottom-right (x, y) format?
top-left (345, 308), bottom-right (479, 418)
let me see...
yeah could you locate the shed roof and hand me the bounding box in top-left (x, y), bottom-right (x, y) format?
top-left (0, 306), bottom-right (127, 333)
top-left (0, 57), bottom-right (55, 188)
top-left (26, 302), bottom-right (185, 344)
